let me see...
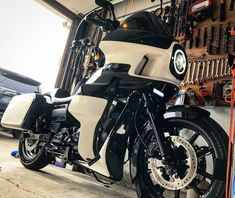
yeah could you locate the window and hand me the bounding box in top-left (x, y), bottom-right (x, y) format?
top-left (0, 75), bottom-right (39, 93)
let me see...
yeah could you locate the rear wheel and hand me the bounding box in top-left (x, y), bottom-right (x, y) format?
top-left (134, 116), bottom-right (227, 198)
top-left (19, 135), bottom-right (53, 170)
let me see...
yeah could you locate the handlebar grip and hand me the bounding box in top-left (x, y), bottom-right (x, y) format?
top-left (85, 15), bottom-right (106, 27)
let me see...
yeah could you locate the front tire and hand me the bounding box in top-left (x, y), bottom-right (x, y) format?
top-left (19, 136), bottom-right (53, 170)
top-left (134, 115), bottom-right (227, 198)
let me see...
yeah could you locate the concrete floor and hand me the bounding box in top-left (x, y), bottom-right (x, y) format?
top-left (0, 131), bottom-right (136, 198)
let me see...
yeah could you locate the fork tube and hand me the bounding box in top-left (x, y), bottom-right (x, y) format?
top-left (142, 93), bottom-right (168, 159)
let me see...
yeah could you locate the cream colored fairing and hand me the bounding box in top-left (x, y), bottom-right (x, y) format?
top-left (99, 41), bottom-right (181, 87)
top-left (68, 95), bottom-right (108, 160)
top-left (1, 94), bottom-right (35, 129)
top-left (82, 136), bottom-right (111, 177)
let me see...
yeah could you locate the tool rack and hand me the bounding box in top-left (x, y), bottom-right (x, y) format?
top-left (176, 0), bottom-right (235, 106)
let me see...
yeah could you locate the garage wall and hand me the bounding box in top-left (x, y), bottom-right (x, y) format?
top-left (208, 107), bottom-right (231, 135)
top-left (114, 0), bottom-right (171, 20)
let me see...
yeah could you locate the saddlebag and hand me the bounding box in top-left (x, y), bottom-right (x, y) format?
top-left (1, 93), bottom-right (46, 130)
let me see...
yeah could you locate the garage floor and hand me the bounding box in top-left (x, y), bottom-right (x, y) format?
top-left (0, 131), bottom-right (136, 198)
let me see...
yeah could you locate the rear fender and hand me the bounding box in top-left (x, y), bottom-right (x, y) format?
top-left (130, 105), bottom-right (210, 182)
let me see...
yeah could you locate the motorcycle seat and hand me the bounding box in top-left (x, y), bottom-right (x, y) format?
top-left (51, 96), bottom-right (73, 104)
top-left (43, 88), bottom-right (72, 104)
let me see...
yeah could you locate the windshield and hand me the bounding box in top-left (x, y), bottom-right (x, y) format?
top-left (122, 11), bottom-right (173, 38)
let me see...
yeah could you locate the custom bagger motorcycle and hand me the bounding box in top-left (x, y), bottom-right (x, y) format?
top-left (1, 0), bottom-right (228, 197)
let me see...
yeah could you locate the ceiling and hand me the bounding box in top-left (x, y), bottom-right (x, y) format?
top-left (55, 0), bottom-right (124, 15)
top-left (56, 0), bottom-right (97, 14)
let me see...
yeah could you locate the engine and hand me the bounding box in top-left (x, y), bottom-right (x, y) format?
top-left (45, 104), bottom-right (81, 163)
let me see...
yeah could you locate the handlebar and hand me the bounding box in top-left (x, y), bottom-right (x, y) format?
top-left (85, 15), bottom-right (107, 27)
top-left (85, 14), bottom-right (119, 32)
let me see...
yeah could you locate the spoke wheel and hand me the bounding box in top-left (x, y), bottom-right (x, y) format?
top-left (22, 138), bottom-right (41, 160)
top-left (19, 135), bottom-right (53, 170)
top-left (134, 116), bottom-right (227, 198)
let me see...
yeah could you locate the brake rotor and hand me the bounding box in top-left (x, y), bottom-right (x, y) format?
top-left (149, 136), bottom-right (197, 190)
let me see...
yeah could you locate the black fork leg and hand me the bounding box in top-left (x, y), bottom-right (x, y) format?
top-left (142, 93), bottom-right (171, 160)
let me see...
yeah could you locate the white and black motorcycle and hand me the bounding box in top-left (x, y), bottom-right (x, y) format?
top-left (1, 0), bottom-right (227, 197)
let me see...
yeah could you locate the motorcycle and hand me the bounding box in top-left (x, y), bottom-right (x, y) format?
top-left (1, 0), bottom-right (228, 197)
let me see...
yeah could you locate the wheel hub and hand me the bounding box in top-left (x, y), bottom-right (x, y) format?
top-left (149, 136), bottom-right (197, 190)
top-left (25, 138), bottom-right (39, 151)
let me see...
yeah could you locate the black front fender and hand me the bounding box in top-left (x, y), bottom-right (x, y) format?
top-left (165, 105), bottom-right (210, 119)
top-left (129, 105), bottom-right (210, 182)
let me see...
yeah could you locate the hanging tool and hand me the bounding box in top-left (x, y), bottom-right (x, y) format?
top-left (230, 0), bottom-right (235, 10)
top-left (188, 0), bottom-right (213, 22)
top-left (210, 59), bottom-right (216, 79)
top-left (224, 24), bottom-right (230, 53)
top-left (225, 54), bottom-right (235, 198)
top-left (225, 58), bottom-right (231, 76)
top-left (176, 0), bottom-right (185, 37)
top-left (200, 60), bottom-right (206, 83)
top-left (185, 62), bottom-right (192, 84)
top-left (195, 28), bottom-right (200, 48)
top-left (184, 0), bottom-right (193, 40)
top-left (190, 61), bottom-right (197, 84)
top-left (223, 58), bottom-right (229, 76)
top-left (213, 24), bottom-right (222, 54)
top-left (177, 0), bottom-right (193, 39)
top-left (164, 0), bottom-right (177, 34)
top-left (220, 0), bottom-right (226, 21)
top-left (215, 59), bottom-right (220, 78)
top-left (195, 61), bottom-right (202, 83)
top-left (206, 59), bottom-right (211, 80)
top-left (207, 26), bottom-right (214, 54)
top-left (224, 58), bottom-right (231, 76)
top-left (173, 3), bottom-right (180, 37)
top-left (203, 27), bottom-right (208, 47)
top-left (189, 29), bottom-right (194, 49)
top-left (220, 58), bottom-right (225, 77)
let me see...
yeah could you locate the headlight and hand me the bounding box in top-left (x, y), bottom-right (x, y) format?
top-left (173, 49), bottom-right (187, 75)
top-left (170, 45), bottom-right (188, 81)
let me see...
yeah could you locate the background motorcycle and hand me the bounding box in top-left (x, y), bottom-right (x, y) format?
top-left (1, 0), bottom-right (228, 197)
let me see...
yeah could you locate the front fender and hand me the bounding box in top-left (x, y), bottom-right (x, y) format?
top-left (164, 105), bottom-right (210, 119)
top-left (129, 105), bottom-right (210, 182)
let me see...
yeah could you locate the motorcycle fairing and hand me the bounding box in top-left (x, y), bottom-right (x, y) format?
top-left (68, 95), bottom-right (108, 160)
top-left (99, 40), bottom-right (183, 87)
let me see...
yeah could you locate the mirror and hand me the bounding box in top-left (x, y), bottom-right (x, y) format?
top-left (95, 0), bottom-right (114, 12)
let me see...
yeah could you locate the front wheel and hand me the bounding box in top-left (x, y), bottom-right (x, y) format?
top-left (19, 135), bottom-right (53, 170)
top-left (134, 116), bottom-right (227, 198)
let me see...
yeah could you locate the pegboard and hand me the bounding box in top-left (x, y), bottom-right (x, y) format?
top-left (176, 0), bottom-right (235, 106)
